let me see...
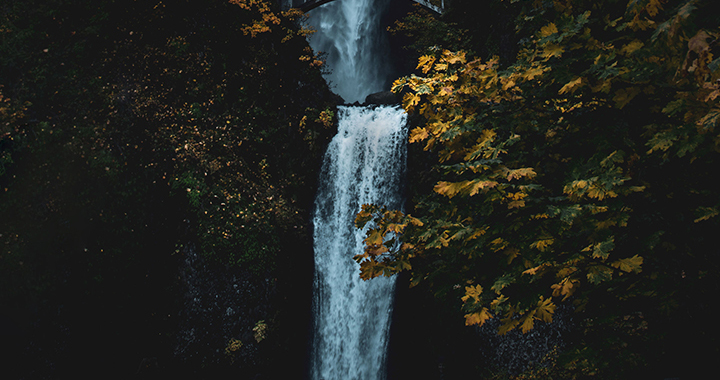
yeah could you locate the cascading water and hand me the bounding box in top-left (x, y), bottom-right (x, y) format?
top-left (312, 106), bottom-right (406, 380)
top-left (306, 1), bottom-right (404, 379)
top-left (305, 0), bottom-right (391, 103)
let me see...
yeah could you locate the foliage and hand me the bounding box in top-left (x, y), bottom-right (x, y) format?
top-left (0, 0), bottom-right (334, 374)
top-left (358, 0), bottom-right (719, 375)
top-left (388, 4), bottom-right (470, 54)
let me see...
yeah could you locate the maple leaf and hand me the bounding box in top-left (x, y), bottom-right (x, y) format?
top-left (468, 179), bottom-right (499, 196)
top-left (559, 77), bottom-right (584, 95)
top-left (694, 206), bottom-right (719, 223)
top-left (530, 238), bottom-right (554, 252)
top-left (461, 284), bottom-right (483, 303)
top-left (364, 228), bottom-right (385, 246)
top-left (587, 265), bottom-right (613, 284)
top-left (697, 109), bottom-right (720, 131)
top-left (551, 277), bottom-right (579, 300)
top-left (499, 315), bottom-right (520, 335)
top-left (465, 308), bottom-right (493, 326)
top-left (409, 127), bottom-right (430, 143)
top-left (539, 23), bottom-right (559, 38)
top-left (620, 40), bottom-right (645, 55)
top-left (491, 274), bottom-right (515, 293)
top-left (506, 167), bottom-right (537, 181)
top-left (444, 50), bottom-right (467, 65)
top-left (520, 310), bottom-right (536, 333)
top-left (611, 255), bottom-right (644, 273)
top-left (417, 55), bottom-right (436, 74)
top-left (587, 237), bottom-right (615, 260)
top-left (434, 180), bottom-right (466, 198)
top-left (542, 44), bottom-right (565, 59)
top-left (535, 296), bottom-right (556, 323)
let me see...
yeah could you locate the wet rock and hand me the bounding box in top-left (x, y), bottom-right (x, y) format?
top-left (364, 90), bottom-right (399, 105)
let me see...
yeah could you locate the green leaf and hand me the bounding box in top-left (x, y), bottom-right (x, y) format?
top-left (587, 265), bottom-right (613, 284)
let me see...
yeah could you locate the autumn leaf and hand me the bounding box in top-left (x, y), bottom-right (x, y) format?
top-left (417, 55), bottom-right (436, 74)
top-left (542, 44), bottom-right (565, 59)
top-left (499, 314), bottom-right (520, 335)
top-left (434, 180), bottom-right (466, 198)
top-left (552, 277), bottom-right (579, 300)
top-left (620, 40), bottom-right (644, 55)
top-left (409, 127), bottom-right (430, 143)
top-left (461, 284), bottom-right (483, 303)
top-left (694, 206), bottom-right (719, 223)
top-left (465, 308), bottom-right (493, 326)
top-left (535, 296), bottom-right (556, 323)
top-left (559, 77), bottom-right (584, 95)
top-left (587, 265), bottom-right (613, 284)
top-left (539, 23), bottom-right (559, 38)
top-left (364, 228), bottom-right (385, 246)
top-left (530, 238), bottom-right (554, 252)
top-left (520, 310), bottom-right (536, 333)
top-left (611, 255), bottom-right (644, 273)
top-left (506, 167), bottom-right (537, 181)
top-left (468, 179), bottom-right (499, 196)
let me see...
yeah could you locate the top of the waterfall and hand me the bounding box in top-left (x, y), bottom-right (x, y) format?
top-left (283, 0), bottom-right (445, 14)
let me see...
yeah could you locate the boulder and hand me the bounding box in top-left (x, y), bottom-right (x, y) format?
top-left (363, 90), bottom-right (399, 105)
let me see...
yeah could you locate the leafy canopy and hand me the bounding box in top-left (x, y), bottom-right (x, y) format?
top-left (356, 0), bottom-right (720, 340)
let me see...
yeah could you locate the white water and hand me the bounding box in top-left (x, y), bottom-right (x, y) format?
top-left (305, 0), bottom-right (391, 103)
top-left (307, 1), bottom-right (404, 379)
top-left (312, 105), bottom-right (407, 380)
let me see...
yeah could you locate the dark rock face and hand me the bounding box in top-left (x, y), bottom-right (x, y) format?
top-left (364, 90), bottom-right (399, 105)
top-left (175, 245), bottom-right (271, 372)
top-left (173, 235), bottom-right (315, 379)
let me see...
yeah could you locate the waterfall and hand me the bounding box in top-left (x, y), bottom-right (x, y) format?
top-left (305, 0), bottom-right (391, 103)
top-left (308, 1), bottom-right (404, 379)
top-left (312, 106), bottom-right (406, 380)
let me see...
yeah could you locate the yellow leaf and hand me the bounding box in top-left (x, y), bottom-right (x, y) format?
top-left (539, 23), bottom-right (558, 37)
top-left (542, 43), bottom-right (565, 59)
top-left (499, 315), bottom-right (520, 335)
top-left (506, 168), bottom-right (537, 181)
top-left (522, 263), bottom-right (549, 276)
top-left (551, 277), bottom-right (579, 300)
top-left (520, 310), bottom-right (536, 333)
top-left (620, 40), bottom-right (645, 55)
top-left (559, 77), bottom-right (583, 95)
top-left (502, 79), bottom-right (516, 91)
top-left (409, 127), bottom-right (429, 143)
top-left (444, 50), bottom-right (467, 65)
top-left (417, 55), bottom-right (436, 74)
top-left (465, 308), bottom-right (493, 326)
top-left (611, 255), bottom-right (644, 273)
top-left (468, 179), bottom-right (499, 196)
top-left (524, 66), bottom-right (547, 81)
top-left (646, 0), bottom-right (664, 17)
top-left (364, 228), bottom-right (385, 246)
top-left (490, 294), bottom-right (508, 308)
top-left (461, 285), bottom-right (483, 303)
top-left (535, 296), bottom-right (556, 323)
top-left (434, 180), bottom-right (466, 198)
top-left (403, 93), bottom-right (422, 108)
top-left (530, 238), bottom-right (554, 252)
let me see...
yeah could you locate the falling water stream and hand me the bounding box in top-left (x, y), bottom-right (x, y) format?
top-left (305, 1), bottom-right (406, 379)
